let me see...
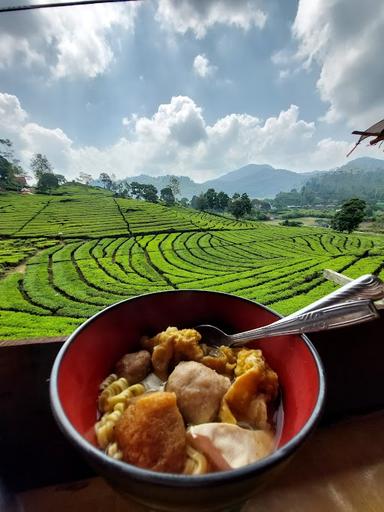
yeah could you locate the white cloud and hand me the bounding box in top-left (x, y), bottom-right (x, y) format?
top-left (155, 0), bottom-right (267, 39)
top-left (0, 93), bottom-right (72, 176)
top-left (193, 54), bottom-right (217, 78)
top-left (0, 2), bottom-right (138, 79)
top-left (2, 91), bottom-right (375, 183)
top-left (291, 0), bottom-right (384, 127)
top-left (0, 93), bottom-right (28, 126)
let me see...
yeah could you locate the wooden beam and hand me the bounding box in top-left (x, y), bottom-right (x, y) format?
top-left (0, 336), bottom-right (66, 348)
top-left (323, 269), bottom-right (352, 286)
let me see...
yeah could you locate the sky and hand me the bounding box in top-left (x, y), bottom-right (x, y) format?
top-left (0, 0), bottom-right (384, 182)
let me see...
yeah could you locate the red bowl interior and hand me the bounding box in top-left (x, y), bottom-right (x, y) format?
top-left (55, 291), bottom-right (322, 451)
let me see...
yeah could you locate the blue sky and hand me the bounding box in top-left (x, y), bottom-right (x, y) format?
top-left (0, 0), bottom-right (383, 182)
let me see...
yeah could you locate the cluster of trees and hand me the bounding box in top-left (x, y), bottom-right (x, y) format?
top-left (331, 198), bottom-right (367, 233)
top-left (305, 169), bottom-right (384, 204)
top-left (94, 172), bottom-right (180, 206)
top-left (31, 154), bottom-right (66, 193)
top-left (273, 186), bottom-right (317, 209)
top-left (273, 169), bottom-right (384, 209)
top-left (190, 188), bottom-right (253, 219)
top-left (0, 138), bottom-right (66, 194)
top-left (0, 139), bottom-right (28, 191)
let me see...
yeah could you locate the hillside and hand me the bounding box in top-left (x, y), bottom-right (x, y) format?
top-left (304, 157), bottom-right (384, 203)
top-left (120, 157), bottom-right (384, 200)
top-left (203, 164), bottom-right (308, 198)
top-left (1, 186), bottom-right (384, 340)
top-left (122, 164), bottom-right (309, 199)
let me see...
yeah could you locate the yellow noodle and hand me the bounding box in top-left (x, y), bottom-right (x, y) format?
top-left (99, 373), bottom-right (118, 391)
top-left (183, 444), bottom-right (209, 475)
top-left (106, 383), bottom-right (145, 409)
top-left (98, 377), bottom-right (128, 412)
top-left (95, 417), bottom-right (118, 448)
top-left (106, 442), bottom-right (123, 460)
top-left (96, 384), bottom-right (146, 450)
top-left (98, 408), bottom-right (122, 426)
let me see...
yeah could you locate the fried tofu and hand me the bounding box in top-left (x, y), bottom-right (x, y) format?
top-left (115, 391), bottom-right (186, 473)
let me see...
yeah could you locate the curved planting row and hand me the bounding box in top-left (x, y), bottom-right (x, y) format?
top-left (0, 194), bottom-right (383, 340)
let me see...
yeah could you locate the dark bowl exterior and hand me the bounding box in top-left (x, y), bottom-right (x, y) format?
top-left (50, 290), bottom-right (325, 512)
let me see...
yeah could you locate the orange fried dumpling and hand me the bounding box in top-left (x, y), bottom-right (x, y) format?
top-left (115, 391), bottom-right (186, 473)
top-left (141, 327), bottom-right (204, 380)
top-left (219, 349), bottom-right (278, 429)
top-left (201, 345), bottom-right (238, 377)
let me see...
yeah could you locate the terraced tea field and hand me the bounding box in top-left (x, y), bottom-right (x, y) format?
top-left (1, 187), bottom-right (384, 340)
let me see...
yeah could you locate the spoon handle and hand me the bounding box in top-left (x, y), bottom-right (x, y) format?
top-left (229, 299), bottom-right (379, 347)
top-left (285, 274), bottom-right (384, 318)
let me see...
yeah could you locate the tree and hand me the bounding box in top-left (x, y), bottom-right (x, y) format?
top-left (0, 155), bottom-right (14, 190)
top-left (228, 193), bottom-right (252, 219)
top-left (0, 140), bottom-right (27, 191)
top-left (120, 181), bottom-right (131, 198)
top-left (31, 153), bottom-right (53, 180)
top-left (179, 197), bottom-right (189, 207)
top-left (55, 174), bottom-right (67, 185)
top-left (190, 193), bottom-right (208, 211)
top-left (160, 187), bottom-right (175, 206)
top-left (240, 193), bottom-right (252, 214)
top-left (0, 138), bottom-right (13, 160)
top-left (130, 181), bottom-right (142, 199)
top-left (37, 172), bottom-right (59, 193)
top-left (168, 176), bottom-right (180, 197)
top-left (252, 198), bottom-right (271, 211)
top-left (141, 184), bottom-right (158, 203)
top-left (78, 172), bottom-right (93, 185)
top-left (216, 191), bottom-right (230, 211)
top-left (99, 172), bottom-right (112, 190)
top-left (205, 188), bottom-right (218, 210)
top-left (331, 197), bottom-right (366, 233)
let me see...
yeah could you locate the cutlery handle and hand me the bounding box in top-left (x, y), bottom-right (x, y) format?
top-left (230, 299), bottom-right (379, 346)
top-left (285, 274), bottom-right (384, 317)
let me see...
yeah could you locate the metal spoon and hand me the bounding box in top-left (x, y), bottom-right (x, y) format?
top-left (285, 274), bottom-right (384, 316)
top-left (197, 274), bottom-right (384, 347)
top-left (197, 299), bottom-right (381, 347)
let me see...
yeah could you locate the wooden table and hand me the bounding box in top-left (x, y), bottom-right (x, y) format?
top-left (12, 411), bottom-right (384, 512)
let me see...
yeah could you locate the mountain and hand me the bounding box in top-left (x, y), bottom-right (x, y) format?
top-left (202, 164), bottom-right (309, 198)
top-left (333, 156), bottom-right (384, 174)
top-left (114, 156), bottom-right (384, 200)
top-left (303, 157), bottom-right (384, 203)
top-left (123, 164), bottom-right (309, 199)
top-left (125, 174), bottom-right (202, 198)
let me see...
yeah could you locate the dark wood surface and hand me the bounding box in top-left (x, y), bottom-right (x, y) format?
top-left (13, 411), bottom-right (384, 512)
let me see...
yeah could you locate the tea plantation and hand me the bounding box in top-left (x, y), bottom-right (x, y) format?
top-left (1, 186), bottom-right (384, 340)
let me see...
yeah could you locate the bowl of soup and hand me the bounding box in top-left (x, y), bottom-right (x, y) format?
top-left (50, 290), bottom-right (325, 512)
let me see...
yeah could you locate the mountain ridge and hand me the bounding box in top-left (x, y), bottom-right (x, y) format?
top-left (103, 156), bottom-right (384, 199)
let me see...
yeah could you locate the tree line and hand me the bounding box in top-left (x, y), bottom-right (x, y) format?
top-left (0, 138), bottom-right (371, 231)
top-left (273, 168), bottom-right (384, 209)
top-left (0, 139), bottom-right (66, 193)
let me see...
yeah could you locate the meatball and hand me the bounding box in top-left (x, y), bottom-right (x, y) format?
top-left (166, 361), bottom-right (231, 424)
top-left (115, 350), bottom-right (151, 385)
top-left (115, 391), bottom-right (186, 473)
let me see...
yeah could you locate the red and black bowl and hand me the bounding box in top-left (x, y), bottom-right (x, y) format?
top-left (50, 290), bottom-right (325, 512)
